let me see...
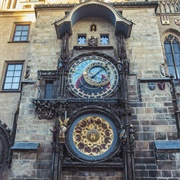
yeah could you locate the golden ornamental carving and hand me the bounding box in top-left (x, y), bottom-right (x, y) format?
top-left (73, 116), bottom-right (114, 156)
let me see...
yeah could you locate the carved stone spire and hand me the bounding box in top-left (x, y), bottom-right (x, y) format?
top-left (117, 32), bottom-right (127, 60)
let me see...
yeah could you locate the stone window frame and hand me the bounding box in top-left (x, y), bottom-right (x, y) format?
top-left (100, 34), bottom-right (109, 45)
top-left (161, 31), bottom-right (180, 79)
top-left (1, 61), bottom-right (24, 92)
top-left (44, 79), bottom-right (55, 99)
top-left (38, 77), bottom-right (57, 99)
top-left (77, 34), bottom-right (87, 45)
top-left (9, 22), bottom-right (31, 43)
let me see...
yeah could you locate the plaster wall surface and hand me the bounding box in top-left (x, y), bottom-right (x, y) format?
top-left (0, 13), bottom-right (35, 128)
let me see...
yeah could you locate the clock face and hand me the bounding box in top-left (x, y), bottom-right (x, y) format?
top-left (68, 56), bottom-right (119, 98)
top-left (67, 113), bottom-right (118, 162)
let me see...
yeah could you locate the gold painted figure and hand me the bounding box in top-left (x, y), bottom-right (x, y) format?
top-left (59, 117), bottom-right (69, 139)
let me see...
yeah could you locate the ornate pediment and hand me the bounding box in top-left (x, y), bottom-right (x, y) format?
top-left (54, 0), bottom-right (133, 39)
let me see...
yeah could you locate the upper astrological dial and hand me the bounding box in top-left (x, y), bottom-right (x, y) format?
top-left (68, 56), bottom-right (119, 98)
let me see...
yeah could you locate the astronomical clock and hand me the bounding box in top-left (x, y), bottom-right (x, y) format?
top-left (32, 1), bottom-right (135, 179)
top-left (63, 52), bottom-right (123, 166)
top-left (68, 55), bottom-right (119, 98)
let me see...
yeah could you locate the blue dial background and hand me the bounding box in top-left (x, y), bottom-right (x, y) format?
top-left (71, 60), bottom-right (115, 84)
top-left (87, 66), bottom-right (107, 83)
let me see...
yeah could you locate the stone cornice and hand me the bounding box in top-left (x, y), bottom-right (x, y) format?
top-left (0, 10), bottom-right (34, 17)
top-left (34, 1), bottom-right (158, 9)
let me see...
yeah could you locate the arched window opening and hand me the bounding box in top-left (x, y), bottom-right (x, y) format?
top-left (164, 34), bottom-right (180, 79)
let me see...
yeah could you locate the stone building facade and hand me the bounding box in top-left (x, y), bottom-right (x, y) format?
top-left (0, 0), bottom-right (179, 179)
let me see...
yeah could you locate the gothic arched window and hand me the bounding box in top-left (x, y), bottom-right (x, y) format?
top-left (164, 34), bottom-right (180, 79)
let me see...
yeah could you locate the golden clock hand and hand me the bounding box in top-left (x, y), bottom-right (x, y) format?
top-left (90, 68), bottom-right (104, 79)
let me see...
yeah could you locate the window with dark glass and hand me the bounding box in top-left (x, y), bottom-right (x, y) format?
top-left (13, 24), bottom-right (30, 41)
top-left (45, 80), bottom-right (54, 99)
top-left (3, 63), bottom-right (23, 90)
top-left (78, 34), bottom-right (86, 45)
top-left (164, 35), bottom-right (180, 79)
top-left (100, 34), bottom-right (109, 45)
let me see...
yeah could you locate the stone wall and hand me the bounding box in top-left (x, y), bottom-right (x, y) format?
top-left (10, 145), bottom-right (52, 180)
top-left (62, 170), bottom-right (124, 180)
top-left (155, 151), bottom-right (180, 180)
top-left (128, 73), bottom-right (179, 179)
top-left (124, 8), bottom-right (164, 77)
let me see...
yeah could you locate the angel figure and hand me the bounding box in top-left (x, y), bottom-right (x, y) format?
top-left (59, 117), bottom-right (69, 139)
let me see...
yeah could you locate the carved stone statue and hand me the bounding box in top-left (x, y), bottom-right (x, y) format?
top-left (88, 36), bottom-right (98, 46)
top-left (129, 125), bottom-right (136, 144)
top-left (91, 24), bottom-right (96, 31)
top-left (119, 125), bottom-right (126, 141)
top-left (24, 65), bottom-right (31, 79)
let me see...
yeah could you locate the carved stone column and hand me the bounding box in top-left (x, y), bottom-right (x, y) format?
top-left (58, 33), bottom-right (69, 97)
top-left (117, 32), bottom-right (135, 180)
top-left (57, 142), bottom-right (64, 180)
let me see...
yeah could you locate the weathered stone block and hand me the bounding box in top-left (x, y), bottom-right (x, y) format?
top-left (155, 114), bottom-right (165, 120)
top-left (20, 153), bottom-right (37, 161)
top-left (169, 153), bottom-right (177, 160)
top-left (135, 141), bottom-right (149, 151)
top-left (155, 132), bottom-right (167, 140)
top-left (157, 161), bottom-right (176, 170)
top-left (135, 170), bottom-right (148, 177)
top-left (36, 169), bottom-right (51, 178)
top-left (139, 133), bottom-right (154, 140)
top-left (172, 170), bottom-right (180, 177)
top-left (154, 108), bottom-right (168, 113)
top-left (150, 120), bottom-right (168, 125)
top-left (34, 160), bottom-right (51, 169)
top-left (11, 160), bottom-right (36, 178)
top-left (143, 126), bottom-right (155, 132)
top-left (135, 157), bottom-right (155, 164)
top-left (140, 121), bottom-right (149, 125)
top-left (162, 170), bottom-right (172, 177)
top-left (149, 170), bottom-right (161, 177)
top-left (167, 132), bottom-right (178, 140)
top-left (38, 153), bottom-right (52, 161)
top-left (135, 150), bottom-right (154, 158)
top-left (146, 164), bottom-right (157, 170)
top-left (135, 164), bottom-right (145, 170)
top-left (156, 153), bottom-right (168, 160)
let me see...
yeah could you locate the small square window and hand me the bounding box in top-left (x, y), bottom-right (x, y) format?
top-left (78, 35), bottom-right (86, 45)
top-left (100, 34), bottom-right (109, 45)
top-left (3, 63), bottom-right (23, 91)
top-left (13, 24), bottom-right (30, 42)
